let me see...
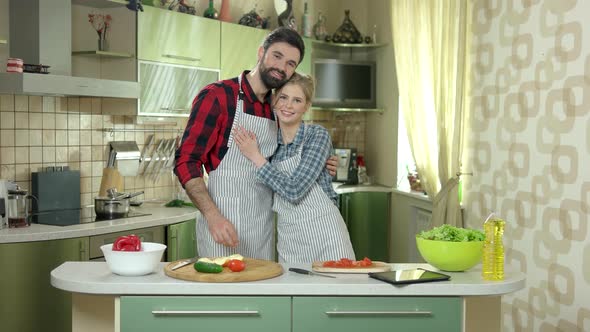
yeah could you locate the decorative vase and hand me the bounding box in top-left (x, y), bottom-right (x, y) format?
top-left (277, 0), bottom-right (296, 31)
top-left (332, 9), bottom-right (362, 44)
top-left (98, 38), bottom-right (108, 51)
top-left (218, 0), bottom-right (232, 22)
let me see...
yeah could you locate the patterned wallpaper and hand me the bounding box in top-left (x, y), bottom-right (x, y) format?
top-left (465, 0), bottom-right (590, 330)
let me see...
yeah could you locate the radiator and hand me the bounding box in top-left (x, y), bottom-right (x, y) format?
top-left (408, 207), bottom-right (432, 263)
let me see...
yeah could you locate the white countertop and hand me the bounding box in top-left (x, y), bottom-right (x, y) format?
top-left (51, 262), bottom-right (525, 297)
top-left (0, 203), bottom-right (199, 244)
top-left (333, 183), bottom-right (393, 194)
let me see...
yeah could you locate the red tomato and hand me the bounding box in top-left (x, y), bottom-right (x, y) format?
top-left (358, 257), bottom-right (373, 267)
top-left (227, 259), bottom-right (246, 272)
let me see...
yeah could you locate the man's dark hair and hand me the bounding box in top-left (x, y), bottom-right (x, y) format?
top-left (262, 27), bottom-right (305, 64)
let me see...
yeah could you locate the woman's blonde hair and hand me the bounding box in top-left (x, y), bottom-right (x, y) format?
top-left (277, 72), bottom-right (315, 106)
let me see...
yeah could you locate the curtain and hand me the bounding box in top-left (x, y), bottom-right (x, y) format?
top-left (391, 0), bottom-right (471, 227)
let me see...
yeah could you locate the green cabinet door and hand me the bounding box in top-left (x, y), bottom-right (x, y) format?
top-left (220, 22), bottom-right (269, 80)
top-left (293, 296), bottom-right (463, 332)
top-left (0, 237), bottom-right (89, 332)
top-left (340, 192), bottom-right (391, 261)
top-left (138, 6), bottom-right (220, 69)
top-left (120, 296), bottom-right (291, 332)
top-left (298, 37), bottom-right (313, 75)
top-left (166, 219), bottom-right (197, 261)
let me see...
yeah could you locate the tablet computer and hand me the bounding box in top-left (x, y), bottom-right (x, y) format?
top-left (369, 268), bottom-right (451, 285)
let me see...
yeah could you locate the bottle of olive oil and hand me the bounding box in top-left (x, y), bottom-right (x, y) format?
top-left (482, 214), bottom-right (505, 281)
top-left (203, 0), bottom-right (218, 19)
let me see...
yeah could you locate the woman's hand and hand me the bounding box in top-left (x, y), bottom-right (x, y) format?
top-left (233, 126), bottom-right (268, 168)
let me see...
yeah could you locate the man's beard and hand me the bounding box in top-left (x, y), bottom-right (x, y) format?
top-left (259, 63), bottom-right (288, 89)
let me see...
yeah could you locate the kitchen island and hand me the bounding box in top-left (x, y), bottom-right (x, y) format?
top-left (51, 262), bottom-right (525, 332)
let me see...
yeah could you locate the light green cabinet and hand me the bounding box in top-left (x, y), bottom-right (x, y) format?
top-left (220, 22), bottom-right (312, 80)
top-left (0, 237), bottom-right (89, 332)
top-left (138, 6), bottom-right (220, 69)
top-left (292, 297), bottom-right (463, 332)
top-left (120, 296), bottom-right (291, 332)
top-left (340, 192), bottom-right (391, 261)
top-left (166, 219), bottom-right (196, 261)
top-left (220, 22), bottom-right (269, 80)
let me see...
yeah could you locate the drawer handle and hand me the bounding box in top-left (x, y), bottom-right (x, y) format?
top-left (160, 107), bottom-right (190, 112)
top-left (325, 311), bottom-right (432, 317)
top-left (162, 54), bottom-right (201, 62)
top-left (151, 310), bottom-right (260, 317)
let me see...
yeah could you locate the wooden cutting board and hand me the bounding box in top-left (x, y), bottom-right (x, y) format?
top-left (312, 261), bottom-right (392, 274)
top-left (164, 258), bottom-right (283, 283)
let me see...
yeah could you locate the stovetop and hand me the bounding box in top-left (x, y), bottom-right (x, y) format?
top-left (80, 211), bottom-right (152, 224)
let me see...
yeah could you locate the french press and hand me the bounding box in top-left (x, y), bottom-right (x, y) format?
top-left (7, 186), bottom-right (34, 228)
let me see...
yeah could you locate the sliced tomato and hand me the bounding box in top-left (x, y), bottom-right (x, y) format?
top-left (358, 257), bottom-right (373, 267)
top-left (322, 260), bottom-right (338, 267)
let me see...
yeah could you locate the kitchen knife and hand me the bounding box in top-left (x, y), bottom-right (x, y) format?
top-left (170, 257), bottom-right (200, 271)
top-left (288, 267), bottom-right (336, 278)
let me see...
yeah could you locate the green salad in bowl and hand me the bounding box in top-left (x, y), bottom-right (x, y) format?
top-left (416, 225), bottom-right (485, 272)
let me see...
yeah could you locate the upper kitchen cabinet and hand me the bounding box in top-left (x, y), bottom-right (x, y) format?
top-left (138, 5), bottom-right (220, 69)
top-left (71, 0), bottom-right (137, 83)
top-left (220, 22), bottom-right (268, 80)
top-left (1, 0), bottom-right (139, 98)
top-left (220, 22), bottom-right (312, 80)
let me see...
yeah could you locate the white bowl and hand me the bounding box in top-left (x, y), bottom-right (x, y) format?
top-left (100, 242), bottom-right (167, 276)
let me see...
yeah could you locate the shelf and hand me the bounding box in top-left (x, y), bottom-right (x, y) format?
top-left (72, 0), bottom-right (127, 8)
top-left (311, 106), bottom-right (385, 113)
top-left (311, 40), bottom-right (387, 48)
top-left (72, 50), bottom-right (134, 58)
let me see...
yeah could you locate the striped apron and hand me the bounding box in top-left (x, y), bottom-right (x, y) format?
top-left (273, 126), bottom-right (355, 263)
top-left (197, 74), bottom-right (278, 260)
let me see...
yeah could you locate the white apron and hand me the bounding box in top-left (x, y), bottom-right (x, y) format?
top-left (197, 74), bottom-right (278, 260)
top-left (273, 125), bottom-right (355, 263)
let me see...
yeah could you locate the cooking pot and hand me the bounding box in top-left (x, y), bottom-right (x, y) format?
top-left (94, 191), bottom-right (144, 220)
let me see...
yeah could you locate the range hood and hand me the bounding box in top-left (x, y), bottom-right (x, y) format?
top-left (1, 0), bottom-right (139, 98)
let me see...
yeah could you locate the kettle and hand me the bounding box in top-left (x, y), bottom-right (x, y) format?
top-left (0, 179), bottom-right (14, 229)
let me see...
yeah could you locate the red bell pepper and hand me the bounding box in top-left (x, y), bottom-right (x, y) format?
top-left (112, 234), bottom-right (141, 251)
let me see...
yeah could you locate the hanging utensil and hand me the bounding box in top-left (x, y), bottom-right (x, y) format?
top-left (139, 134), bottom-right (154, 174)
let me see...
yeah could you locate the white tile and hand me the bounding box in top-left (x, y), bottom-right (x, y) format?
top-left (56, 147), bottom-right (69, 162)
top-left (80, 161), bottom-right (92, 177)
top-left (80, 114), bottom-right (92, 130)
top-left (0, 129), bottom-right (14, 146)
top-left (43, 113), bottom-right (55, 129)
top-left (80, 146), bottom-right (92, 161)
top-left (0, 147), bottom-right (15, 164)
top-left (29, 96), bottom-right (42, 112)
top-left (15, 130), bottom-right (29, 147)
top-left (80, 98), bottom-right (92, 113)
top-left (0, 164), bottom-right (15, 180)
top-left (57, 97), bottom-right (68, 113)
top-left (42, 130), bottom-right (56, 146)
top-left (43, 96), bottom-right (55, 113)
top-left (91, 130), bottom-right (104, 146)
top-left (55, 113), bottom-right (68, 129)
top-left (68, 130), bottom-right (80, 146)
top-left (15, 147), bottom-right (29, 164)
top-left (14, 95), bottom-right (28, 112)
top-left (91, 176), bottom-right (102, 194)
top-left (68, 113), bottom-right (80, 129)
top-left (14, 112), bottom-right (28, 128)
top-left (80, 176), bottom-right (92, 194)
top-left (0, 95), bottom-right (14, 111)
top-left (91, 145), bottom-right (103, 160)
top-left (79, 130), bottom-right (91, 145)
top-left (92, 161), bottom-right (103, 177)
top-left (14, 164), bottom-right (29, 181)
top-left (91, 98), bottom-right (102, 114)
top-left (29, 147), bottom-right (42, 163)
top-left (29, 113), bottom-right (43, 129)
top-left (55, 130), bottom-right (68, 146)
top-left (68, 146), bottom-right (80, 162)
top-left (29, 130), bottom-right (42, 146)
top-left (67, 97), bottom-right (80, 113)
top-left (91, 114), bottom-right (103, 129)
top-left (42, 147), bottom-right (56, 163)
top-left (0, 112), bottom-right (14, 129)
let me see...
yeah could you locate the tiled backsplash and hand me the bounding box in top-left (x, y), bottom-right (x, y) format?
top-left (0, 94), bottom-right (366, 218)
top-left (0, 94), bottom-right (186, 217)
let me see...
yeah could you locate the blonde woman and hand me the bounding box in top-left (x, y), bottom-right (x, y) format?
top-left (234, 73), bottom-right (355, 263)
